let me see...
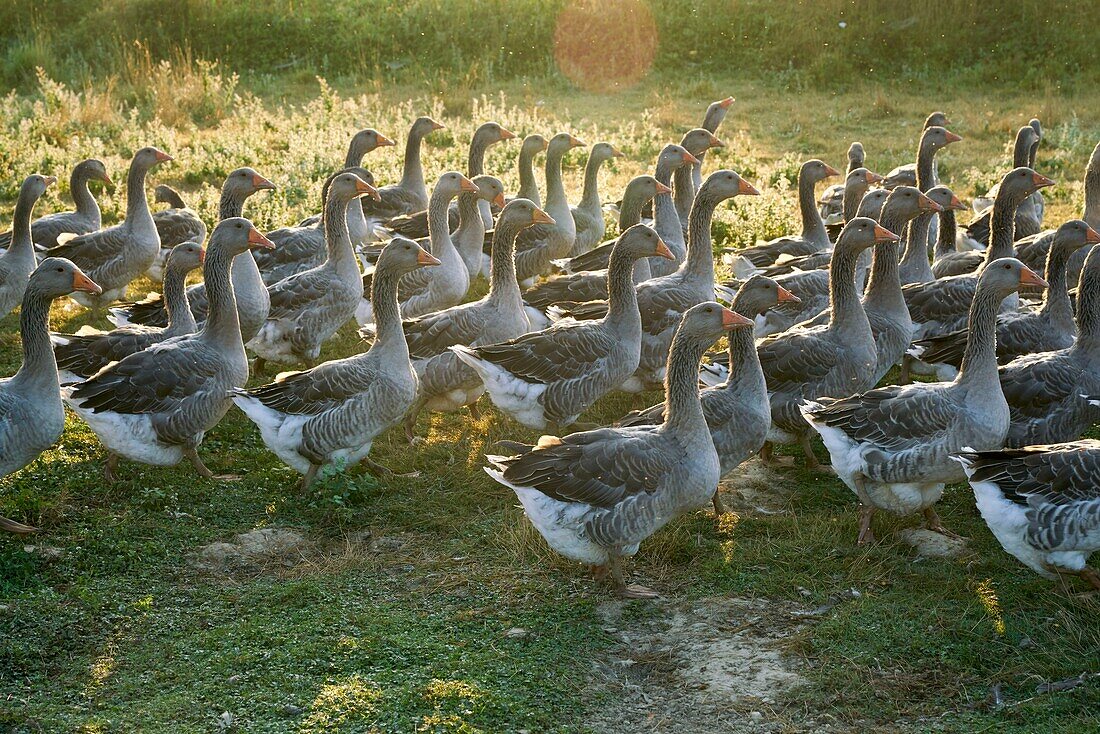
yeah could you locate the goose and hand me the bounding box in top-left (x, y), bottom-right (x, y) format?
top-left (554, 151), bottom-right (684, 278)
top-left (515, 134), bottom-right (548, 206)
top-left (0, 175), bottom-right (55, 320)
top-left (0, 159), bottom-right (110, 251)
top-left (898, 125), bottom-right (962, 260)
top-left (454, 175), bottom-right (505, 281)
top-left (802, 257), bottom-right (1047, 544)
top-left (569, 142), bottom-right (623, 256)
top-left (621, 276), bottom-right (798, 514)
top-left (931, 190), bottom-right (972, 277)
top-left (64, 218), bottom-right (275, 482)
top-left (485, 302), bottom-right (750, 598)
top-left (645, 144), bottom-right (699, 278)
top-left (693, 97), bottom-right (734, 193)
top-left (898, 185), bottom-right (965, 284)
top-left (256, 168), bottom-right (375, 285)
top-left (249, 171), bottom-right (379, 367)
top-left (52, 241), bottom-right (206, 384)
top-left (903, 168), bottom-right (1056, 340)
top-left (673, 128), bottom-right (725, 239)
top-left (233, 237), bottom-right (439, 490)
top-left (147, 184), bottom-right (207, 280)
top-left (819, 142), bottom-right (866, 234)
top-left (0, 258), bottom-right (101, 534)
top-left (358, 172), bottom-right (478, 324)
top-left (1016, 139), bottom-right (1100, 286)
top-left (386, 122), bottom-right (515, 237)
top-left (358, 117), bottom-right (442, 222)
top-left (524, 175), bottom-right (669, 309)
top-left (364, 200), bottom-right (552, 441)
top-left (106, 167), bottom-right (277, 342)
top-left (999, 244), bottom-right (1100, 447)
top-left (756, 218), bottom-right (894, 467)
top-left (881, 111), bottom-right (951, 189)
top-left (960, 125), bottom-right (1043, 253)
top-left (44, 146), bottom-right (172, 310)
top-left (954, 443), bottom-right (1100, 590)
top-left (454, 224), bottom-right (674, 431)
top-left (513, 133), bottom-right (586, 283)
top-left (911, 221), bottom-right (1100, 380)
top-left (730, 159), bottom-right (840, 270)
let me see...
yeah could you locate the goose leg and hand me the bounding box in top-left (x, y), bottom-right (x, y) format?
top-left (609, 555), bottom-right (659, 599)
top-left (922, 507), bottom-right (965, 540)
top-left (404, 400), bottom-right (425, 445)
top-left (252, 356), bottom-right (267, 375)
top-left (104, 452), bottom-right (121, 483)
top-left (184, 447), bottom-right (241, 482)
top-left (712, 490), bottom-right (729, 516)
top-left (467, 400), bottom-right (482, 421)
top-left (899, 355), bottom-right (913, 385)
top-left (0, 515), bottom-right (38, 534)
top-left (856, 504), bottom-right (877, 545)
top-left (799, 433), bottom-right (820, 469)
top-left (298, 463), bottom-right (320, 492)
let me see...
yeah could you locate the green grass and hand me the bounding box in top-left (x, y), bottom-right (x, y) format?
top-left (1, 63), bottom-right (1100, 731)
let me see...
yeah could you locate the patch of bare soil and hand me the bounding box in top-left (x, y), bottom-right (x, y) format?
top-left (715, 459), bottom-right (796, 516)
top-left (585, 595), bottom-right (819, 733)
top-left (898, 528), bottom-right (969, 559)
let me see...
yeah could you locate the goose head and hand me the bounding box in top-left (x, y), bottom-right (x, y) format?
top-left (498, 199), bottom-right (555, 231)
top-left (1051, 219), bottom-right (1100, 257)
top-left (166, 241), bottom-right (206, 274)
top-left (734, 275), bottom-right (800, 317)
top-left (680, 128), bottom-right (724, 157)
top-left (924, 185), bottom-right (966, 213)
top-left (434, 171), bottom-right (479, 202)
top-left (836, 216), bottom-right (899, 255)
top-left (924, 111), bottom-right (950, 129)
top-left (132, 146), bottom-right (172, 172)
top-left (702, 97), bottom-right (734, 132)
top-left (211, 217), bottom-right (276, 257)
top-left (922, 126), bottom-right (964, 155)
top-left (329, 170), bottom-right (381, 204)
top-left (547, 132), bottom-right (586, 159)
top-left (378, 236), bottom-right (441, 276)
top-left (348, 129), bottom-right (395, 161)
top-left (19, 174), bottom-right (55, 205)
top-left (980, 257), bottom-right (1048, 297)
top-left (624, 174), bottom-right (671, 206)
top-left (680, 301), bottom-right (754, 346)
top-left (616, 224), bottom-right (673, 262)
top-left (802, 159), bottom-right (841, 185)
top-left (33, 257), bottom-right (101, 298)
top-left (657, 144), bottom-right (699, 173)
top-left (856, 188), bottom-right (890, 220)
top-left (997, 167), bottom-right (1055, 207)
top-left (590, 142), bottom-right (625, 165)
top-left (471, 175), bottom-right (506, 208)
top-left (700, 169), bottom-right (760, 201)
top-left (77, 158), bottom-right (112, 188)
top-left (847, 142), bottom-right (866, 168)
top-left (412, 116), bottom-right (445, 137)
top-left (882, 186), bottom-right (941, 225)
top-left (224, 167), bottom-right (277, 198)
top-left (474, 122), bottom-right (516, 148)
top-left (521, 134), bottom-right (549, 157)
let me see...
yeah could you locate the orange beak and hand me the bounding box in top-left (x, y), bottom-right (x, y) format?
top-left (355, 178), bottom-right (382, 201)
top-left (154, 150), bottom-right (173, 163)
top-left (531, 207), bottom-right (555, 225)
top-left (430, 120), bottom-right (446, 131)
top-left (718, 96), bottom-right (735, 109)
top-left (569, 135), bottom-right (586, 148)
top-left (918, 193), bottom-right (944, 212)
top-left (776, 285), bottom-right (800, 304)
top-left (492, 192), bottom-right (506, 208)
top-left (1018, 265), bottom-right (1048, 289)
top-left (43, 175), bottom-right (57, 187)
top-left (721, 307), bottom-right (754, 329)
top-left (375, 133), bottom-right (396, 147)
top-left (823, 163), bottom-right (841, 177)
top-left (71, 270), bottom-right (102, 295)
top-left (252, 173), bottom-right (277, 190)
top-left (247, 227), bottom-right (276, 250)
top-left (1032, 172), bottom-right (1056, 188)
top-left (865, 171), bottom-right (885, 184)
top-left (653, 237), bottom-right (675, 260)
top-left (100, 173), bottom-right (114, 187)
top-left (948, 195), bottom-right (967, 211)
top-left (708, 134), bottom-right (726, 148)
top-left (682, 151), bottom-right (701, 165)
top-left (944, 130), bottom-right (963, 144)
top-left (417, 248), bottom-right (442, 266)
top-left (1085, 225), bottom-right (1100, 245)
top-left (738, 178), bottom-right (761, 196)
top-left (459, 175), bottom-right (480, 193)
top-left (611, 146), bottom-right (625, 158)
top-left (499, 127), bottom-right (517, 141)
top-left (655, 181), bottom-right (673, 195)
top-left (198, 246), bottom-right (207, 263)
top-left (873, 224), bottom-right (900, 243)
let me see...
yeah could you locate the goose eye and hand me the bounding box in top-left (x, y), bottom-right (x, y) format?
top-left (56, 267), bottom-right (63, 272)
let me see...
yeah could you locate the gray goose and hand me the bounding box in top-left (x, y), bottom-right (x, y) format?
top-left (693, 96), bottom-right (734, 193)
top-left (107, 167), bottom-right (277, 342)
top-left (903, 168), bottom-right (1056, 340)
top-left (0, 258), bottom-right (101, 534)
top-left (960, 125), bottom-right (1043, 253)
top-left (622, 276), bottom-right (797, 514)
top-left (485, 301), bottom-right (750, 598)
top-left (257, 167), bottom-right (375, 285)
top-left (881, 111), bottom-right (951, 189)
top-left (515, 134), bottom-right (548, 206)
top-left (359, 117), bottom-right (443, 222)
top-left (819, 142), bottom-right (866, 234)
top-left (525, 175), bottom-right (669, 310)
top-left (454, 224), bottom-right (674, 431)
top-left (730, 159), bottom-right (840, 270)
top-left (386, 122), bottom-right (515, 238)
top-left (233, 237), bottom-right (439, 490)
top-left (249, 171), bottom-right (379, 367)
top-left (45, 147), bottom-right (172, 310)
top-left (894, 125), bottom-right (962, 266)
top-left (999, 243), bottom-right (1100, 448)
top-left (0, 159), bottom-right (110, 251)
top-left (52, 242), bottom-right (205, 384)
top-left (954, 442), bottom-right (1100, 590)
top-left (64, 218), bottom-right (275, 482)
top-left (897, 184), bottom-right (964, 284)
top-left (359, 172), bottom-right (478, 324)
top-left (570, 142), bottom-right (624, 256)
top-left (756, 218), bottom-right (896, 467)
top-left (647, 144), bottom-right (699, 278)
top-left (147, 184), bottom-right (207, 280)
top-left (672, 128), bottom-right (725, 239)
top-left (0, 175), bottom-right (56, 320)
top-left (376, 200), bottom-right (552, 441)
top-left (804, 257), bottom-right (1047, 545)
top-left (513, 133), bottom-right (586, 283)
top-left (454, 175), bottom-right (505, 281)
top-left (911, 220), bottom-right (1100, 380)
top-left (1016, 139), bottom-right (1100, 286)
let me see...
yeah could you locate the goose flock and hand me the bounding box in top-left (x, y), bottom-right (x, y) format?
top-left (1, 102), bottom-right (1099, 600)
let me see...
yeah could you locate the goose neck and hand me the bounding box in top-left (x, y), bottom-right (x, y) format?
top-left (798, 170), bottom-right (827, 244)
top-left (900, 212), bottom-right (935, 277)
top-left (517, 149), bottom-right (541, 206)
top-left (934, 209), bottom-right (958, 258)
top-left (163, 262), bottom-right (198, 333)
top-left (985, 191), bottom-right (1020, 261)
top-left (956, 285), bottom-right (1005, 387)
top-left (11, 289), bottom-right (58, 391)
top-left (71, 167), bottom-right (99, 218)
top-left (428, 189), bottom-right (458, 258)
top-left (828, 245), bottom-right (870, 331)
top-left (618, 188), bottom-right (648, 230)
top-left (370, 264), bottom-right (406, 348)
top-left (199, 248), bottom-right (242, 348)
top-left (1039, 245), bottom-right (1074, 324)
top-left (5, 188), bottom-right (37, 262)
top-left (125, 160), bottom-right (155, 229)
top-left (662, 330), bottom-right (710, 434)
top-left (579, 153), bottom-right (605, 212)
top-left (401, 128), bottom-right (427, 191)
top-left (487, 220), bottom-right (522, 305)
top-left (684, 190), bottom-right (721, 281)
top-left (219, 188), bottom-right (249, 221)
top-left (916, 138), bottom-right (937, 191)
top-left (1084, 144), bottom-right (1100, 229)
top-left (604, 243), bottom-right (641, 324)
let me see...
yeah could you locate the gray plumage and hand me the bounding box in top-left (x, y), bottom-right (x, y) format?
top-left (672, 129), bottom-right (725, 241)
top-left (0, 159), bottom-right (110, 251)
top-left (513, 133), bottom-right (585, 283)
top-left (0, 175), bottom-right (54, 319)
top-left (818, 142), bottom-right (866, 224)
top-left (898, 185), bottom-right (964, 284)
top-left (569, 142), bottom-right (623, 256)
top-left (880, 111), bottom-right (950, 190)
top-left (959, 126), bottom-right (1043, 252)
top-left (360, 117), bottom-right (441, 221)
top-left (148, 184), bottom-right (207, 280)
top-left (514, 134), bottom-right (548, 207)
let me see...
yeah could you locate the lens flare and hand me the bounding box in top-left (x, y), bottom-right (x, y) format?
top-left (553, 0), bottom-right (658, 93)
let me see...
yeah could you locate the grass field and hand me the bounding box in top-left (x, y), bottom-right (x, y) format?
top-left (2, 32), bottom-right (1100, 734)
